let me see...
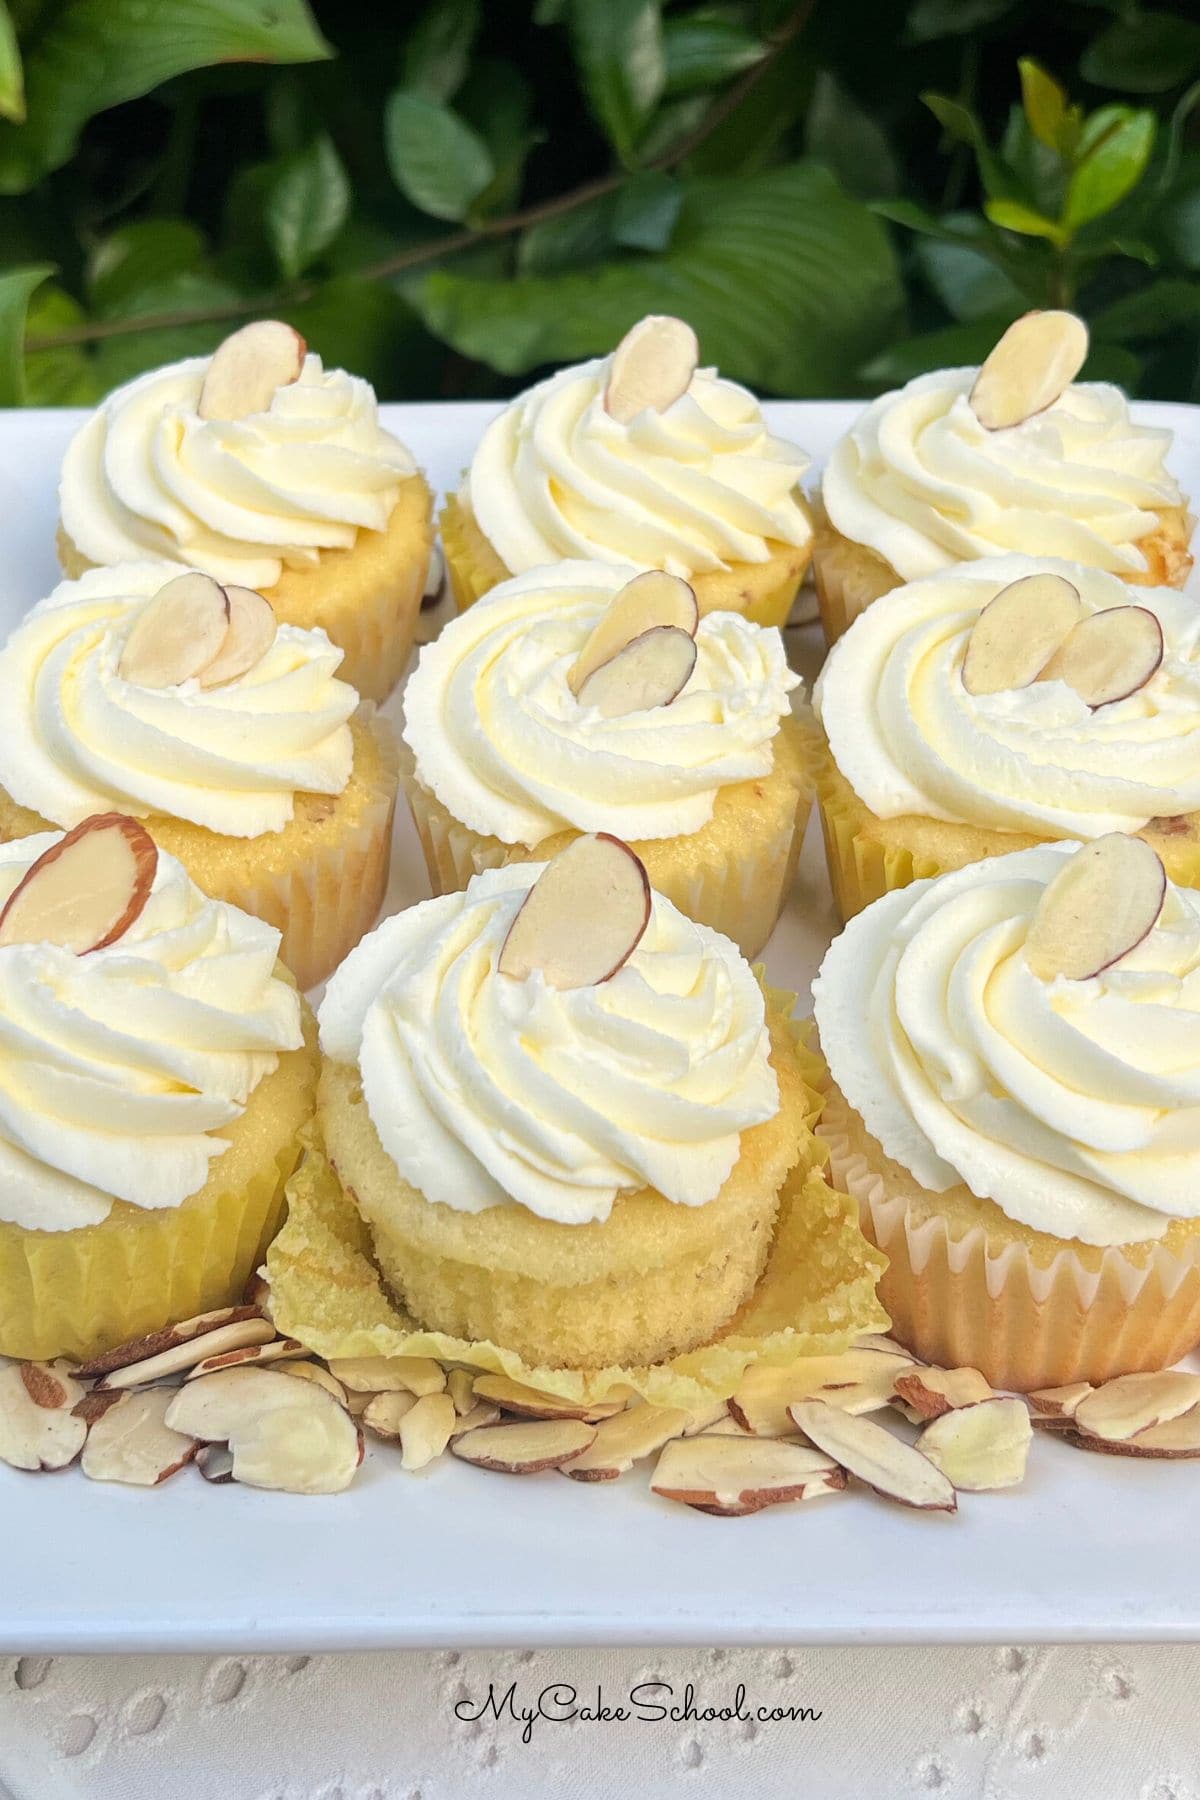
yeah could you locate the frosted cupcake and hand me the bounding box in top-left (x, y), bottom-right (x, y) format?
top-left (401, 562), bottom-right (812, 958)
top-left (442, 315), bottom-right (813, 628)
top-left (316, 837), bottom-right (817, 1370)
top-left (812, 835), bottom-right (1200, 1389)
top-left (0, 562), bottom-right (397, 989)
top-left (813, 555), bottom-right (1200, 919)
top-left (57, 322), bottom-right (433, 701)
top-left (0, 816), bottom-right (316, 1360)
top-left (814, 310), bottom-right (1193, 643)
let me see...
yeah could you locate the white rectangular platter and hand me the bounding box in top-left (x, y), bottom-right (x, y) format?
top-left (1, 398), bottom-right (1199, 1654)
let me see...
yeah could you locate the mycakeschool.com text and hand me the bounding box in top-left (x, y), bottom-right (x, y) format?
top-left (453, 1681), bottom-right (822, 1744)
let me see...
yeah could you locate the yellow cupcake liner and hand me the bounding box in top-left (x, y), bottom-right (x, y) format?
top-left (809, 519), bottom-right (900, 645)
top-left (818, 1077), bottom-right (1200, 1392)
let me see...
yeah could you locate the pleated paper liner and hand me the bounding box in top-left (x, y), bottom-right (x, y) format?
top-left (809, 519), bottom-right (900, 645)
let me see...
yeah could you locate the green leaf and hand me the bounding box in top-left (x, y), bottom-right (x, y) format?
top-left (88, 220), bottom-right (205, 314)
top-left (567, 0), bottom-right (665, 165)
top-left (457, 59), bottom-right (543, 217)
top-left (23, 283), bottom-right (98, 406)
top-left (1018, 58), bottom-right (1066, 152)
top-left (905, 0), bottom-right (1015, 43)
top-left (922, 92), bottom-right (1017, 200)
top-left (612, 169), bottom-right (683, 251)
top-left (1081, 13), bottom-right (1200, 95)
top-left (288, 277), bottom-right (433, 396)
top-left (805, 71), bottom-right (899, 200)
top-left (915, 230), bottom-right (1027, 321)
top-left (90, 272), bottom-right (243, 391)
top-left (661, 14), bottom-right (764, 98)
top-left (1162, 181), bottom-right (1200, 270)
top-left (264, 134), bottom-right (350, 280)
top-left (517, 192), bottom-right (618, 275)
top-left (0, 262), bottom-right (50, 404)
top-left (1065, 109), bottom-right (1156, 231)
top-left (412, 162), bottom-right (904, 396)
top-left (1092, 279), bottom-right (1200, 341)
top-left (0, 1), bottom-right (23, 123)
top-left (384, 91), bottom-right (495, 223)
top-left (0, 0), bottom-right (331, 194)
top-left (984, 198), bottom-right (1068, 245)
top-left (403, 0), bottom-right (481, 102)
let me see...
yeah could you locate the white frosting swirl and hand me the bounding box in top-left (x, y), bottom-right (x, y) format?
top-left (813, 846), bottom-right (1200, 1247)
top-left (467, 355), bottom-right (812, 578)
top-left (60, 353), bottom-right (417, 589)
top-left (403, 562), bottom-right (800, 846)
top-left (814, 555), bottom-right (1200, 839)
top-left (0, 563), bottom-right (357, 837)
top-left (319, 864), bottom-right (778, 1225)
top-left (822, 369), bottom-right (1186, 580)
top-left (0, 835), bottom-right (303, 1233)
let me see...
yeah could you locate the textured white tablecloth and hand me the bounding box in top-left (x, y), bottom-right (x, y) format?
top-left (2, 1645), bottom-right (1198, 1798)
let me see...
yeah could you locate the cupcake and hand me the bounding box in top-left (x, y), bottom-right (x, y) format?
top-left (57, 321), bottom-right (433, 701)
top-left (812, 835), bottom-right (1200, 1389)
top-left (814, 310), bottom-right (1194, 644)
top-left (813, 554), bottom-right (1200, 920)
top-left (0, 562), bottom-right (398, 989)
top-left (442, 315), bottom-right (814, 629)
top-left (0, 815), bottom-right (316, 1361)
top-left (316, 835), bottom-right (818, 1371)
top-left (400, 561), bottom-right (813, 958)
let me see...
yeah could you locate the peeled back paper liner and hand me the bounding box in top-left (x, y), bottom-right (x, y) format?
top-left (268, 1010), bottom-right (889, 1413)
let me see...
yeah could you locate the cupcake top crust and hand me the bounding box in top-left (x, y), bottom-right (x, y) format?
top-left (815, 554), bottom-right (1200, 839)
top-left (0, 831), bottom-right (302, 1232)
top-left (403, 561), bottom-right (800, 847)
top-left (59, 345), bottom-right (417, 589)
top-left (813, 842), bottom-right (1200, 1247)
top-left (318, 861), bottom-right (779, 1226)
top-left (0, 563), bottom-right (358, 837)
top-left (821, 367), bottom-right (1185, 582)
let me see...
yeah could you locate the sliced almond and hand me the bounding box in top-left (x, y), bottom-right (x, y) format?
top-left (1038, 605), bottom-right (1163, 709)
top-left (1024, 835), bottom-right (1166, 983)
top-left (184, 1336), bottom-right (305, 1379)
top-left (1072, 1370), bottom-right (1200, 1444)
top-left (451, 1418), bottom-right (596, 1474)
top-left (650, 1435), bottom-right (843, 1517)
top-left (446, 1369), bottom-right (476, 1416)
top-left (197, 319), bottom-right (307, 422)
top-left (856, 1334), bottom-right (921, 1360)
top-left (197, 586), bottom-right (276, 688)
top-left (1027, 1382), bottom-right (1093, 1421)
top-left (563, 1405), bottom-right (689, 1482)
top-left (568, 570), bottom-right (699, 695)
top-left (242, 1271), bottom-right (273, 1316)
top-left (196, 1443), bottom-right (236, 1483)
top-left (94, 1317), bottom-right (275, 1391)
top-left (0, 813), bottom-right (158, 955)
top-left (917, 1398), bottom-right (1032, 1491)
top-left (603, 315), bottom-right (699, 424)
top-left (80, 1388), bottom-right (197, 1487)
top-left (279, 1361), bottom-right (349, 1407)
top-left (497, 834), bottom-right (650, 989)
top-left (72, 1388), bottom-right (125, 1427)
top-left (118, 571), bottom-right (230, 689)
top-left (730, 1351), bottom-right (915, 1437)
top-left (787, 1399), bottom-right (957, 1513)
top-left (399, 1392), bottom-right (457, 1471)
top-left (1065, 1405), bottom-right (1200, 1460)
top-left (449, 1401), bottom-right (502, 1438)
top-left (360, 1389), bottom-right (417, 1442)
top-left (74, 1305), bottom-right (265, 1380)
top-left (165, 1366), bottom-right (362, 1495)
top-left (969, 309), bottom-right (1089, 430)
top-left (961, 573), bottom-right (1084, 697)
top-left (327, 1356), bottom-right (446, 1398)
top-left (575, 625), bottom-right (697, 718)
top-left (0, 1361), bottom-right (87, 1471)
top-left (701, 1415), bottom-right (754, 1436)
top-left (893, 1366), bottom-right (994, 1421)
top-left (680, 1401), bottom-right (732, 1437)
top-left (470, 1374), bottom-right (622, 1422)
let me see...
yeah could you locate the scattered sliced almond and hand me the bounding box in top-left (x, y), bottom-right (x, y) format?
top-left (399, 1393), bottom-right (457, 1470)
top-left (680, 1401), bottom-right (732, 1437)
top-left (197, 319), bottom-right (306, 421)
top-left (730, 1351), bottom-right (915, 1437)
top-left (961, 573), bottom-right (1084, 697)
top-left (1072, 1371), bottom-right (1200, 1444)
top-left (497, 834), bottom-right (651, 989)
top-left (451, 1418), bottom-right (596, 1474)
top-left (449, 1401), bottom-right (503, 1439)
top-left (650, 1435), bottom-right (843, 1517)
top-left (197, 586), bottom-right (276, 688)
top-left (1038, 605), bottom-right (1163, 709)
top-left (894, 1366), bottom-right (994, 1421)
top-left (360, 1390), bottom-right (417, 1442)
top-left (788, 1399), bottom-right (957, 1513)
top-left (1027, 1382), bottom-right (1093, 1421)
top-left (74, 1305), bottom-right (265, 1380)
top-left (327, 1356), bottom-right (446, 1398)
top-left (94, 1317), bottom-right (275, 1391)
top-left (447, 1369), bottom-right (476, 1416)
top-left (0, 1362), bottom-right (87, 1471)
top-left (279, 1361), bottom-right (349, 1407)
top-left (969, 309), bottom-right (1089, 430)
top-left (118, 571), bottom-right (230, 689)
top-left (918, 1398), bottom-right (1032, 1492)
top-left (0, 813), bottom-right (158, 955)
top-left (165, 1367), bottom-right (362, 1495)
top-left (1024, 835), bottom-right (1166, 983)
top-left (857, 1334), bottom-right (920, 1360)
top-left (184, 1337), bottom-right (306, 1379)
top-left (242, 1271), bottom-right (274, 1317)
top-left (576, 625), bottom-right (697, 718)
top-left (702, 1415), bottom-right (754, 1436)
top-left (1065, 1405), bottom-right (1200, 1460)
top-left (80, 1389), bottom-right (197, 1488)
top-left (568, 571), bottom-right (698, 695)
top-left (563, 1405), bottom-right (689, 1482)
top-left (470, 1374), bottom-right (622, 1422)
top-left (196, 1443), bottom-right (236, 1483)
top-left (72, 1388), bottom-right (125, 1427)
top-left (604, 315), bottom-right (698, 424)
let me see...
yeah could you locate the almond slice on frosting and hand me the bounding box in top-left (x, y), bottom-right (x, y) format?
top-left (568, 570), bottom-right (699, 695)
top-left (917, 1398), bottom-right (1032, 1491)
top-left (1024, 834), bottom-right (1166, 983)
top-left (0, 813), bottom-right (158, 955)
top-left (969, 309), bottom-right (1089, 430)
top-left (961, 573), bottom-right (1085, 696)
top-left (604, 315), bottom-right (699, 424)
top-left (575, 625), bottom-right (697, 718)
top-left (1037, 606), bottom-right (1164, 709)
top-left (119, 571), bottom-right (231, 689)
top-left (498, 834), bottom-right (651, 989)
top-left (650, 1434), bottom-right (844, 1516)
top-left (197, 320), bottom-right (307, 422)
top-left (787, 1399), bottom-right (957, 1512)
top-left (197, 586), bottom-right (277, 688)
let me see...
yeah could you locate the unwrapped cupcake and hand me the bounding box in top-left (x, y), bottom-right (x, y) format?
top-left (0, 815), bottom-right (316, 1360)
top-left (813, 554), bottom-right (1200, 919)
top-left (442, 315), bottom-right (814, 628)
top-left (400, 562), bottom-right (814, 958)
top-left (813, 310), bottom-right (1194, 643)
top-left (0, 562), bottom-right (398, 988)
top-left (812, 834), bottom-right (1200, 1389)
top-left (57, 322), bottom-right (433, 701)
